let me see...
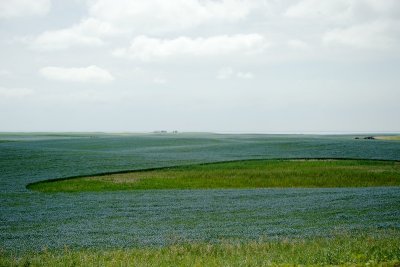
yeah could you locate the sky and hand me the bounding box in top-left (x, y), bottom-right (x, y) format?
top-left (0, 0), bottom-right (399, 133)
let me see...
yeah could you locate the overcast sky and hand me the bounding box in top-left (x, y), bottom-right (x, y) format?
top-left (0, 0), bottom-right (399, 132)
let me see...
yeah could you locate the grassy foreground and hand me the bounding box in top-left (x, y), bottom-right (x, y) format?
top-left (1, 231), bottom-right (400, 266)
top-left (28, 159), bottom-right (400, 192)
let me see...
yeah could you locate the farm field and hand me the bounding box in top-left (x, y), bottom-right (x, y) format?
top-left (2, 230), bottom-right (400, 266)
top-left (3, 0), bottom-right (400, 264)
top-left (375, 135), bottom-right (400, 141)
top-left (29, 159), bottom-right (400, 192)
top-left (1, 133), bottom-right (400, 264)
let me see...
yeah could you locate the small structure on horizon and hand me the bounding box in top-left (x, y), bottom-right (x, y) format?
top-left (355, 136), bottom-right (375, 140)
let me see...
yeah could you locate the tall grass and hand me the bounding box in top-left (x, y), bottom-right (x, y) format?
top-left (28, 159), bottom-right (400, 192)
top-left (2, 231), bottom-right (399, 266)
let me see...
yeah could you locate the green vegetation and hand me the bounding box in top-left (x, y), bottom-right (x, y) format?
top-left (375, 136), bottom-right (400, 141)
top-left (28, 159), bottom-right (400, 192)
top-left (1, 231), bottom-right (399, 266)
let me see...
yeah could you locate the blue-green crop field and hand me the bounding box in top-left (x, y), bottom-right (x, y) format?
top-left (1, 133), bottom-right (400, 254)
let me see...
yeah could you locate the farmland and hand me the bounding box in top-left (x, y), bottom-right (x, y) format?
top-left (1, 133), bottom-right (400, 264)
top-left (2, 230), bottom-right (400, 266)
top-left (375, 135), bottom-right (400, 141)
top-left (28, 159), bottom-right (400, 192)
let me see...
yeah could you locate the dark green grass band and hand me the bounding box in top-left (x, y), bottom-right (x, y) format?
top-left (27, 159), bottom-right (400, 192)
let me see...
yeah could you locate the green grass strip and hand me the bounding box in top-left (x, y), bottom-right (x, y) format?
top-left (27, 159), bottom-right (400, 192)
top-left (375, 136), bottom-right (400, 140)
top-left (2, 230), bottom-right (400, 266)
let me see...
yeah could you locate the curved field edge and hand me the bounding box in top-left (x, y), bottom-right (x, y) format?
top-left (27, 159), bottom-right (400, 192)
top-left (1, 230), bottom-right (400, 266)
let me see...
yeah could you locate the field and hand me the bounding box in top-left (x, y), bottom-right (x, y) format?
top-left (1, 133), bottom-right (400, 265)
top-left (28, 159), bottom-right (400, 192)
top-left (2, 231), bottom-right (399, 266)
top-left (375, 135), bottom-right (400, 141)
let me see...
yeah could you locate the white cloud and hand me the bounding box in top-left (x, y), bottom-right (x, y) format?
top-left (0, 86), bottom-right (33, 98)
top-left (29, 0), bottom-right (261, 51)
top-left (39, 65), bottom-right (114, 83)
top-left (113, 34), bottom-right (269, 61)
top-left (357, 0), bottom-right (400, 20)
top-left (285, 0), bottom-right (351, 21)
top-left (217, 67), bottom-right (254, 80)
top-left (2, 0), bottom-right (400, 132)
top-left (217, 67), bottom-right (235, 80)
top-left (88, 0), bottom-right (258, 33)
top-left (153, 77), bottom-right (167, 85)
top-left (323, 20), bottom-right (400, 49)
top-left (31, 18), bottom-right (122, 50)
top-left (284, 0), bottom-right (400, 51)
top-left (0, 0), bottom-right (50, 19)
top-left (0, 69), bottom-right (11, 76)
top-left (285, 0), bottom-right (400, 22)
top-left (236, 72), bottom-right (254, 79)
top-left (287, 39), bottom-right (310, 50)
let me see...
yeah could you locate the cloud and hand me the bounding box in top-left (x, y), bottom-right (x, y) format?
top-left (217, 67), bottom-right (254, 80)
top-left (285, 0), bottom-right (400, 22)
top-left (31, 18), bottom-right (121, 50)
top-left (323, 20), bottom-right (400, 49)
top-left (284, 0), bottom-right (400, 51)
top-left (216, 68), bottom-right (234, 79)
top-left (355, 0), bottom-right (400, 20)
top-left (113, 34), bottom-right (269, 61)
top-left (88, 0), bottom-right (258, 33)
top-left (287, 39), bottom-right (310, 50)
top-left (373, 1), bottom-right (400, 14)
top-left (285, 0), bottom-right (351, 21)
top-left (29, 0), bottom-right (261, 51)
top-left (39, 65), bottom-right (114, 83)
top-left (0, 0), bottom-right (50, 19)
top-left (153, 77), bottom-right (167, 85)
top-left (0, 69), bottom-right (12, 76)
top-left (236, 72), bottom-right (254, 79)
top-left (0, 87), bottom-right (33, 98)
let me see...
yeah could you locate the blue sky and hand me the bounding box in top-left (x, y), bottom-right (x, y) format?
top-left (0, 0), bottom-right (399, 132)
